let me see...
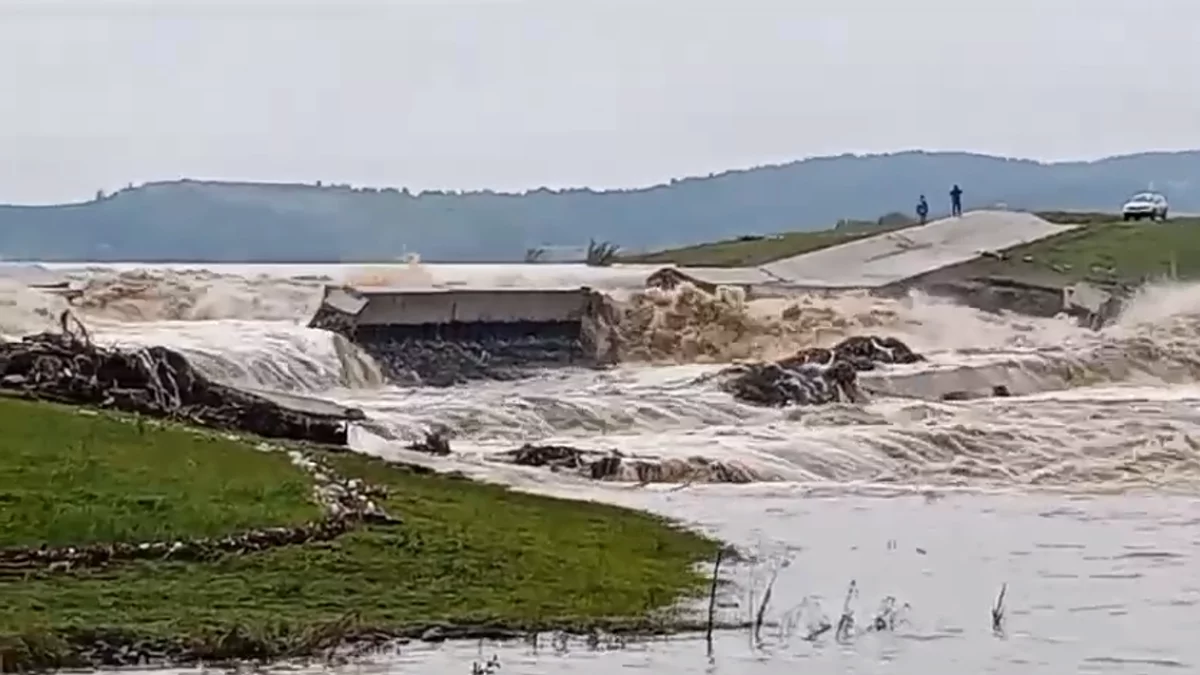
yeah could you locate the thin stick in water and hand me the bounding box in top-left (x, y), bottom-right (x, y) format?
top-left (753, 566), bottom-right (780, 644)
top-left (991, 582), bottom-right (1007, 635)
top-left (705, 546), bottom-right (725, 655)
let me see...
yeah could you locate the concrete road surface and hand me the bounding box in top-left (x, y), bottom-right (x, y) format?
top-left (760, 210), bottom-right (1078, 288)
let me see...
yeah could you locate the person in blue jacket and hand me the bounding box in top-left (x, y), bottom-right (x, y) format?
top-left (916, 195), bottom-right (929, 224)
top-left (950, 184), bottom-right (964, 217)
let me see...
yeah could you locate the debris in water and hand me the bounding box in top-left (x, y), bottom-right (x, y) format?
top-left (835, 580), bottom-right (859, 642)
top-left (706, 547), bottom-right (724, 656)
top-left (0, 314), bottom-right (361, 445)
top-left (940, 384), bottom-right (1013, 401)
top-left (471, 655), bottom-right (501, 675)
top-left (711, 335), bottom-right (923, 407)
top-left (493, 443), bottom-right (756, 484)
top-left (992, 582), bottom-right (1007, 635)
top-left (407, 427), bottom-right (452, 456)
top-left (779, 335), bottom-right (925, 371)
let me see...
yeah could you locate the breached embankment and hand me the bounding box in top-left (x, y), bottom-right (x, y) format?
top-left (29, 264), bottom-right (1113, 398)
top-left (306, 283), bottom-right (622, 386)
top-left (299, 277), bottom-right (1054, 389)
top-left (328, 277), bottom-right (1200, 490)
top-left (46, 269), bottom-right (1162, 410)
top-left (14, 265), bottom-right (1200, 492)
top-left (19, 265), bottom-right (1200, 425)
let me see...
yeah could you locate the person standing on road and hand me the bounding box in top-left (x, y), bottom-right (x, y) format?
top-left (916, 195), bottom-right (929, 224)
top-left (950, 184), bottom-right (964, 217)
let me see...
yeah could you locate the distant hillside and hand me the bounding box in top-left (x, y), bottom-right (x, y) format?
top-left (1, 150), bottom-right (1197, 262)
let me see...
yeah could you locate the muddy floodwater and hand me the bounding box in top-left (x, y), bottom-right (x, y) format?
top-left (10, 262), bottom-right (1200, 674)
top-left (120, 491), bottom-right (1200, 674)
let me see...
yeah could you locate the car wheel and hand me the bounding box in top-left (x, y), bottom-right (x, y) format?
top-left (1162, 209), bottom-right (1169, 221)
top-left (1123, 213), bottom-right (1132, 221)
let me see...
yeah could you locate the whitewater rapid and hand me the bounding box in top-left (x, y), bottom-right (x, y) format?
top-left (7, 264), bottom-right (1200, 494)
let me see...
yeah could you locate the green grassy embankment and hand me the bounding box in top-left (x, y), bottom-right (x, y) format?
top-left (0, 397), bottom-right (718, 671)
top-left (620, 222), bottom-right (914, 267)
top-left (623, 211), bottom-right (1200, 286)
top-left (981, 216), bottom-right (1200, 285)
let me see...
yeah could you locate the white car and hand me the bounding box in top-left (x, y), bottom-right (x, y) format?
top-left (1121, 192), bottom-right (1169, 221)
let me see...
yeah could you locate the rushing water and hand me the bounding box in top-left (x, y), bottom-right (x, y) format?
top-left (10, 262), bottom-right (1200, 674)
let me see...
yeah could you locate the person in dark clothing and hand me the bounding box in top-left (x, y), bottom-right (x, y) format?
top-left (916, 195), bottom-right (929, 224)
top-left (950, 184), bottom-right (963, 217)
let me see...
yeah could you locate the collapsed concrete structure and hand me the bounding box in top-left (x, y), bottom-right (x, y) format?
top-left (644, 266), bottom-right (785, 297)
top-left (0, 262), bottom-right (82, 300)
top-left (308, 284), bottom-right (618, 386)
top-left (302, 211), bottom-right (1125, 388)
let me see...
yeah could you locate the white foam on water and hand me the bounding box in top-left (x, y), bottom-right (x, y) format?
top-left (8, 264), bottom-right (1200, 492)
top-left (93, 319), bottom-right (385, 392)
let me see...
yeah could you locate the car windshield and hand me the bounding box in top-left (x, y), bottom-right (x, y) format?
top-left (1130, 193), bottom-right (1160, 201)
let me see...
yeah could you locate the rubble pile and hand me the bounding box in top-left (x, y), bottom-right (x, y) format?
top-left (0, 519), bottom-right (357, 576)
top-left (712, 335), bottom-right (924, 407)
top-left (366, 335), bottom-right (588, 387)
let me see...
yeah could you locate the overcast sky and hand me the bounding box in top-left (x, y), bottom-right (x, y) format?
top-left (1, 0), bottom-right (1197, 203)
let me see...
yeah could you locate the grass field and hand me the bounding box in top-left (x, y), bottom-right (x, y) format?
top-left (992, 218), bottom-right (1200, 284)
top-left (0, 398), bottom-right (319, 548)
top-left (622, 211), bottom-right (1200, 285)
top-left (620, 222), bottom-right (913, 267)
top-left (0, 399), bottom-right (718, 668)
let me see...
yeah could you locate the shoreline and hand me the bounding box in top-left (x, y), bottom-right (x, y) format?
top-left (0, 398), bottom-right (725, 672)
top-left (5, 616), bottom-right (756, 672)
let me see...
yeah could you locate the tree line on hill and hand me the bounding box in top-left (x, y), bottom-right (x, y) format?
top-left (0, 150), bottom-right (1195, 262)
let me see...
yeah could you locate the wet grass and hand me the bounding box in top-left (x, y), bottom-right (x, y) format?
top-left (1, 401), bottom-right (719, 669)
top-left (619, 224), bottom-right (914, 267)
top-left (988, 217), bottom-right (1200, 284)
top-left (0, 397), bottom-right (319, 548)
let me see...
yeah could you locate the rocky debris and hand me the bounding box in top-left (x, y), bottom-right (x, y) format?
top-left (286, 450), bottom-right (399, 525)
top-left (362, 336), bottom-right (590, 387)
top-left (940, 385), bottom-right (1012, 401)
top-left (777, 335), bottom-right (925, 371)
top-left (0, 316), bottom-right (360, 445)
top-left (713, 335), bottom-right (923, 407)
top-left (403, 433), bottom-right (756, 484)
top-left (493, 443), bottom-right (755, 484)
top-left (715, 360), bottom-right (863, 407)
top-left (0, 518), bottom-right (357, 576)
top-left (406, 428), bottom-right (452, 456)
